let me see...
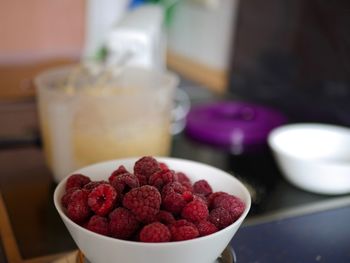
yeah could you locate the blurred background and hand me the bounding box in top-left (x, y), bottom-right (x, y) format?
top-left (1, 0), bottom-right (350, 127)
top-left (1, 1), bottom-right (350, 261)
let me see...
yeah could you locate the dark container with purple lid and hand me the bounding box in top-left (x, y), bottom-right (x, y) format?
top-left (185, 101), bottom-right (287, 155)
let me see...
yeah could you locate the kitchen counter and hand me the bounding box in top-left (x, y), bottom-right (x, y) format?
top-left (232, 198), bottom-right (350, 262)
top-left (0, 82), bottom-right (348, 262)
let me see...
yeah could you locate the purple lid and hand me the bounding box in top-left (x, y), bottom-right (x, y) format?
top-left (185, 101), bottom-right (287, 154)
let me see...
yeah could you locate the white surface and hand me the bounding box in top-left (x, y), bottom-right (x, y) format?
top-left (268, 123), bottom-right (350, 195)
top-left (54, 157), bottom-right (251, 263)
top-left (167, 0), bottom-right (239, 71)
top-left (106, 4), bottom-right (165, 70)
top-left (84, 0), bottom-right (130, 58)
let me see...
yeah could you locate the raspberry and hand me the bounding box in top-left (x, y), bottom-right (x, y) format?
top-left (182, 191), bottom-right (194, 202)
top-left (159, 162), bottom-right (169, 171)
top-left (110, 172), bottom-right (139, 195)
top-left (176, 172), bottom-right (191, 184)
top-left (162, 191), bottom-right (187, 214)
top-left (211, 193), bottom-right (233, 208)
top-left (62, 156), bottom-right (246, 243)
top-left (136, 173), bottom-right (148, 186)
top-left (66, 174), bottom-right (91, 190)
top-left (181, 181), bottom-right (193, 192)
top-left (170, 219), bottom-right (193, 228)
top-left (109, 207), bottom-right (139, 239)
top-left (88, 183), bottom-right (117, 216)
top-left (169, 220), bottom-right (199, 241)
top-left (148, 169), bottom-right (176, 190)
top-left (163, 192), bottom-right (186, 214)
top-left (83, 180), bottom-right (108, 192)
top-left (212, 194), bottom-right (245, 221)
top-left (66, 189), bottom-right (91, 223)
top-left (196, 220), bottom-right (218, 236)
top-left (61, 187), bottom-right (79, 208)
top-left (209, 207), bottom-right (234, 229)
top-left (156, 210), bottom-right (176, 225)
top-left (161, 182), bottom-right (192, 214)
top-left (161, 182), bottom-right (186, 198)
top-left (86, 215), bottom-right (109, 236)
top-left (175, 172), bottom-right (193, 191)
top-left (123, 185), bottom-right (161, 223)
top-left (134, 156), bottom-right (160, 178)
top-left (181, 200), bottom-right (209, 223)
top-left (108, 165), bottom-right (129, 183)
top-left (139, 222), bottom-right (171, 242)
top-left (193, 180), bottom-right (212, 197)
top-left (193, 194), bottom-right (207, 205)
top-left (207, 191), bottom-right (228, 209)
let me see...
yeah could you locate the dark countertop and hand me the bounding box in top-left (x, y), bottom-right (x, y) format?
top-left (0, 82), bottom-right (349, 261)
top-left (232, 200), bottom-right (350, 263)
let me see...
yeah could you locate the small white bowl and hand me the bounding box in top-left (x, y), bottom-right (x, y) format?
top-left (53, 157), bottom-right (251, 263)
top-left (268, 123), bottom-right (350, 195)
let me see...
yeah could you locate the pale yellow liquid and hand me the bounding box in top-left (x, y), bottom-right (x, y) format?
top-left (39, 100), bottom-right (172, 178)
top-left (73, 122), bottom-right (171, 167)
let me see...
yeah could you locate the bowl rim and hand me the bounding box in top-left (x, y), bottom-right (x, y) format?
top-left (53, 157), bottom-right (251, 247)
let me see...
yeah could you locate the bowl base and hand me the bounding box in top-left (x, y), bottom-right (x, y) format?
top-left (78, 246), bottom-right (236, 263)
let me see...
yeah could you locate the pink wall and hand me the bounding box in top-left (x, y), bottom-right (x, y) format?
top-left (0, 0), bottom-right (85, 64)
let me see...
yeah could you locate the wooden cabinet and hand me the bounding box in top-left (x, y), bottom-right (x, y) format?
top-left (0, 59), bottom-right (77, 100)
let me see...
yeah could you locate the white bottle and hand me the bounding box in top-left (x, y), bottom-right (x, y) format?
top-left (83, 0), bottom-right (130, 59)
top-left (105, 4), bottom-right (166, 71)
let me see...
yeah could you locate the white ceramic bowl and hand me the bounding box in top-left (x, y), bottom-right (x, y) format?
top-left (53, 157), bottom-right (251, 263)
top-left (268, 123), bottom-right (350, 195)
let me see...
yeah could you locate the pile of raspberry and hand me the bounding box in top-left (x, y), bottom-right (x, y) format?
top-left (61, 156), bottom-right (245, 243)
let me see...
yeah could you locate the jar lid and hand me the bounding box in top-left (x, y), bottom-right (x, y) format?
top-left (185, 101), bottom-right (287, 154)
